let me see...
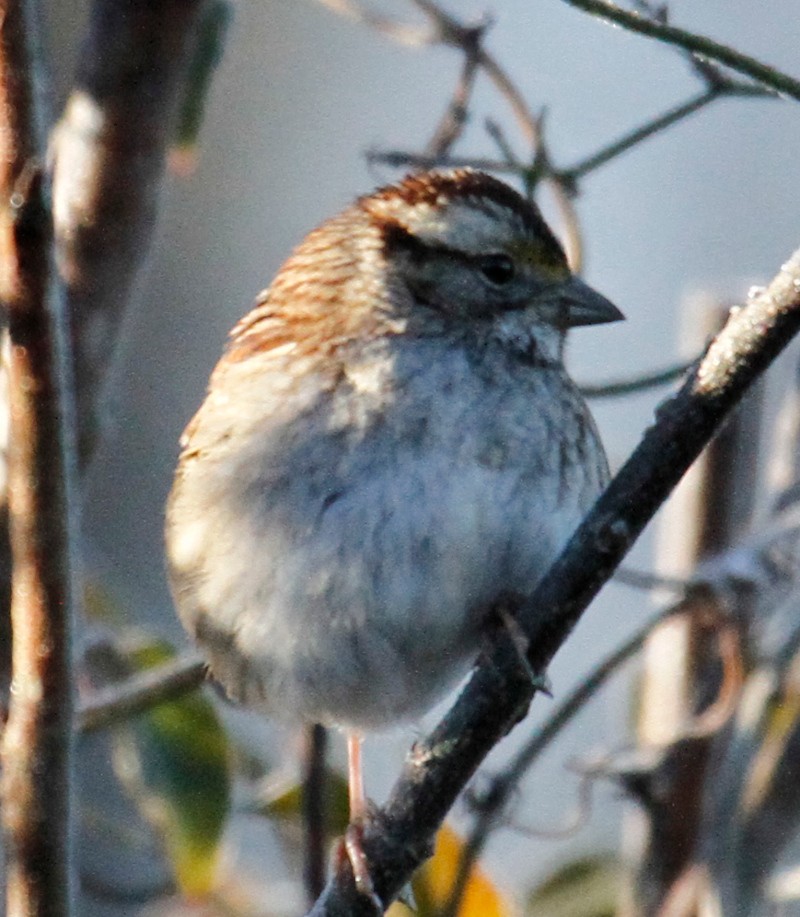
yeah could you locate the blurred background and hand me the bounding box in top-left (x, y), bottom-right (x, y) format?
top-left (38, 1), bottom-right (800, 913)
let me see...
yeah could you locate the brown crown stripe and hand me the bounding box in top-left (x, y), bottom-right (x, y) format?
top-left (361, 169), bottom-right (561, 247)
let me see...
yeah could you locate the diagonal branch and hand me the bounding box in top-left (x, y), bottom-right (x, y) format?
top-left (588, 86), bottom-right (711, 165)
top-left (444, 599), bottom-right (689, 917)
top-left (307, 248), bottom-right (800, 915)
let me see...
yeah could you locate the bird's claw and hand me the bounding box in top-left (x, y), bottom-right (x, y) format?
top-left (497, 605), bottom-right (552, 696)
top-left (343, 822), bottom-right (383, 913)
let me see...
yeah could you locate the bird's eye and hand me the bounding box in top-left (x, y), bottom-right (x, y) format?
top-left (478, 254), bottom-right (515, 286)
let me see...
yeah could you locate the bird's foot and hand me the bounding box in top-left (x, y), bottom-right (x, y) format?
top-left (487, 595), bottom-right (552, 697)
top-left (333, 820), bottom-right (383, 913)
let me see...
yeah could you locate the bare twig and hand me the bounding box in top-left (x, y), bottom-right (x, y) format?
top-left (613, 566), bottom-right (688, 593)
top-left (579, 357), bottom-right (696, 398)
top-left (0, 2), bottom-right (79, 914)
top-left (76, 651), bottom-right (206, 735)
top-left (558, 0), bottom-right (800, 102)
top-left (322, 0), bottom-right (584, 266)
top-left (425, 0), bottom-right (545, 156)
top-left (565, 87), bottom-right (735, 183)
top-left (565, 78), bottom-right (774, 184)
top-left (484, 118), bottom-right (523, 170)
top-left (51, 0), bottom-right (210, 462)
top-left (308, 249), bottom-right (800, 916)
top-left (424, 49), bottom-right (481, 159)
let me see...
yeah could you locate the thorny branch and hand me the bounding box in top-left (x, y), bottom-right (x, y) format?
top-left (0, 1), bottom-right (79, 915)
top-left (307, 249), bottom-right (800, 916)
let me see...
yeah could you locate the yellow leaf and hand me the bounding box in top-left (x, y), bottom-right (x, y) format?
top-left (412, 824), bottom-right (513, 917)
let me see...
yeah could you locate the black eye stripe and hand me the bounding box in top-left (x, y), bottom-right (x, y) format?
top-left (381, 226), bottom-right (519, 288)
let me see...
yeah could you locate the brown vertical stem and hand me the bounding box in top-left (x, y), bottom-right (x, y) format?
top-left (630, 298), bottom-right (763, 913)
top-left (0, 2), bottom-right (78, 915)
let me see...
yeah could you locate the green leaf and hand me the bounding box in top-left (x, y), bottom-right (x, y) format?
top-left (526, 854), bottom-right (621, 917)
top-left (116, 639), bottom-right (232, 898)
top-left (255, 766), bottom-right (351, 836)
top-left (170, 0), bottom-right (233, 175)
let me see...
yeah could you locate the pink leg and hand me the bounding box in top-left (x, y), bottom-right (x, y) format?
top-left (343, 731), bottom-right (381, 909)
top-left (347, 731), bottom-right (366, 821)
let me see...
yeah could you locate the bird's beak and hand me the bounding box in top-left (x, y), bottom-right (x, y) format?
top-left (559, 275), bottom-right (625, 327)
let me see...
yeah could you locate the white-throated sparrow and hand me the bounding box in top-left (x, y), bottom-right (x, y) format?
top-left (165, 169), bottom-right (622, 820)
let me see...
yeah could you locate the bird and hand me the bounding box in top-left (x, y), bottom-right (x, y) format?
top-left (165, 168), bottom-right (622, 876)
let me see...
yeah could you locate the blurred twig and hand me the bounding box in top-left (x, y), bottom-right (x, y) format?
top-left (424, 49), bottom-right (481, 159)
top-left (505, 765), bottom-right (597, 841)
top-left (77, 651), bottom-right (206, 735)
top-left (629, 299), bottom-right (763, 912)
top-left (51, 0), bottom-right (210, 463)
top-left (693, 353), bottom-right (800, 912)
top-left (315, 0), bottom-right (437, 45)
top-left (0, 2), bottom-right (79, 914)
top-left (579, 357), bottom-right (695, 398)
top-left (613, 566), bottom-right (688, 593)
